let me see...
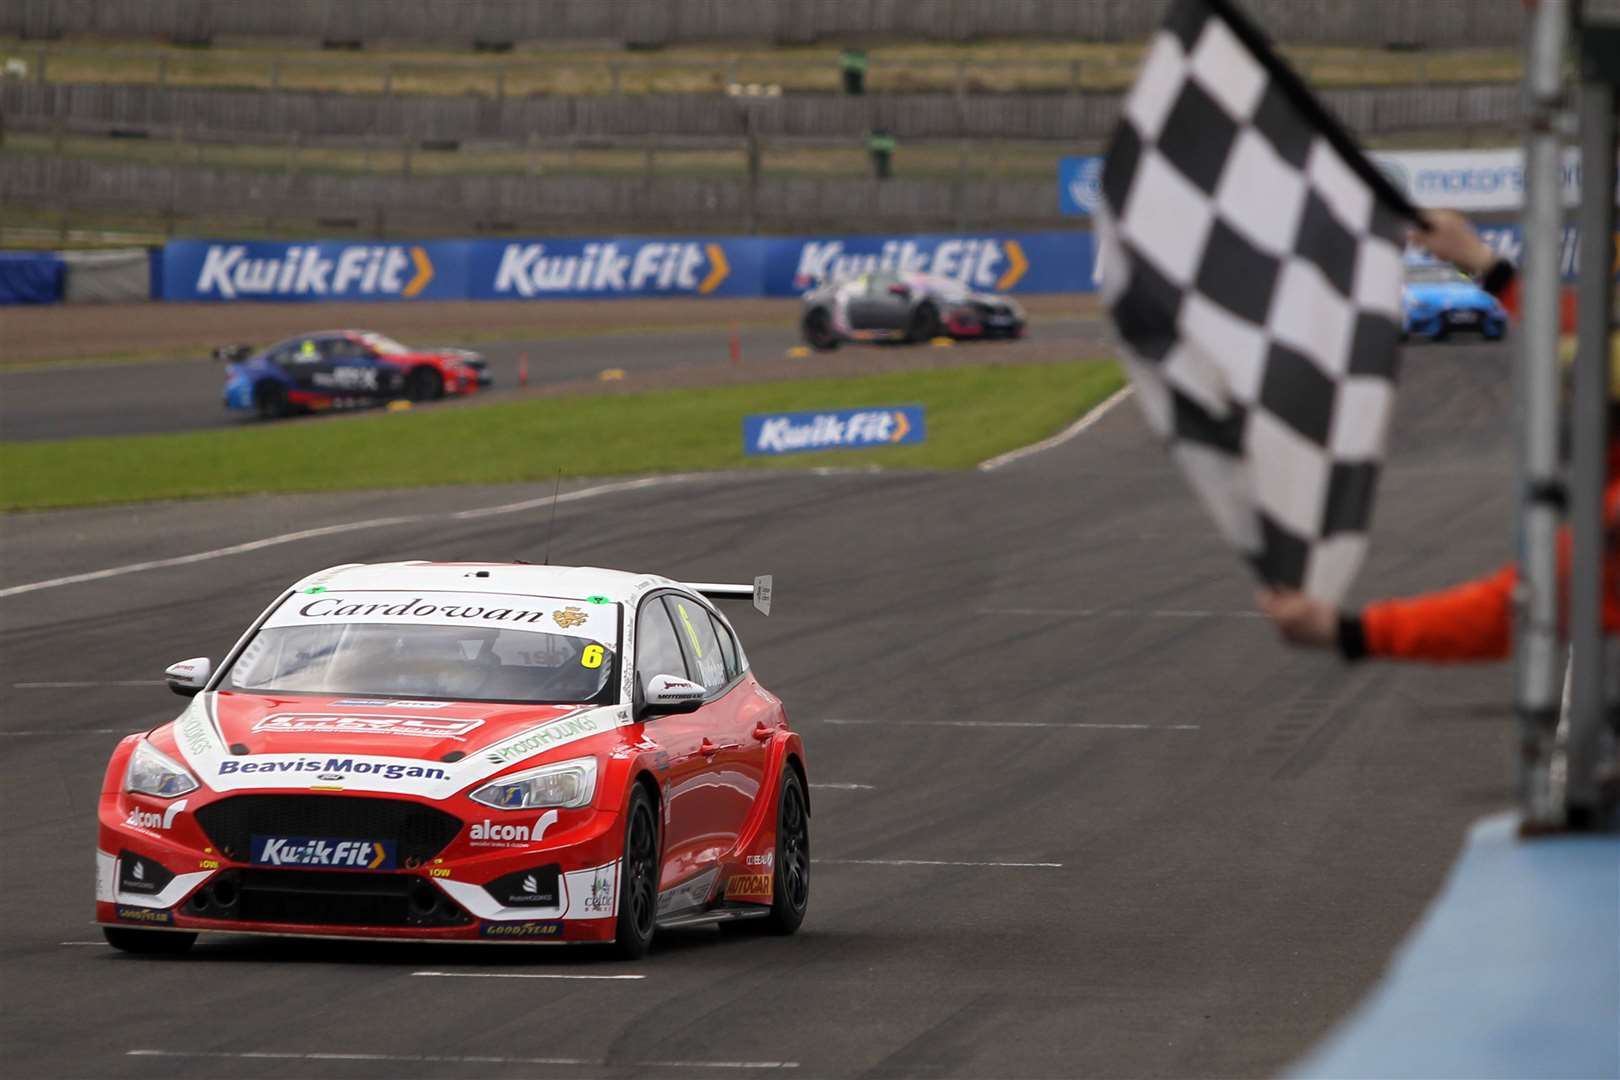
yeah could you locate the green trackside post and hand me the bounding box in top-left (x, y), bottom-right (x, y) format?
top-left (839, 48), bottom-right (868, 95)
top-left (866, 128), bottom-right (896, 179)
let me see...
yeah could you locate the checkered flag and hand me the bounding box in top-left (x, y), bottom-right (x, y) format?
top-left (1096, 0), bottom-right (1416, 603)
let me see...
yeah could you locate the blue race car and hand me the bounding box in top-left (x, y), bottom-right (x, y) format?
top-left (1402, 261), bottom-right (1507, 342)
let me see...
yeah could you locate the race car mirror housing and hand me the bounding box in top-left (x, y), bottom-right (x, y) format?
top-left (164, 657), bottom-right (212, 697)
top-left (640, 673), bottom-right (706, 718)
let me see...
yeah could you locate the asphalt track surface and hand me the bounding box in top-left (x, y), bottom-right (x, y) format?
top-left (0, 315), bottom-right (1110, 442)
top-left (0, 339), bottom-right (1517, 1078)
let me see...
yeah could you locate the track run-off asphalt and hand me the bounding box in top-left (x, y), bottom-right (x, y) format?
top-left (0, 339), bottom-right (1516, 1078)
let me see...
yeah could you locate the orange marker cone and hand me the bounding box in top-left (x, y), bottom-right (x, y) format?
top-left (728, 325), bottom-right (741, 366)
top-left (518, 353), bottom-right (529, 386)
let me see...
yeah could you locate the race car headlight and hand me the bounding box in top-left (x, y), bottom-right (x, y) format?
top-left (124, 738), bottom-right (199, 798)
top-left (469, 756), bottom-right (597, 811)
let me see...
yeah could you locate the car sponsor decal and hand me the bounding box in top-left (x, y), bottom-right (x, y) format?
top-left (251, 714), bottom-right (485, 739)
top-left (250, 836), bottom-right (396, 870)
top-left (467, 809), bottom-right (558, 848)
top-left (262, 589), bottom-right (617, 641)
top-left (330, 699), bottom-right (451, 709)
top-left (582, 863), bottom-right (616, 916)
top-left (725, 873), bottom-right (773, 900)
top-left (117, 850), bottom-right (175, 896)
top-left (483, 864), bottom-right (562, 907)
top-left (115, 905), bottom-right (173, 925)
top-left (218, 757), bottom-right (450, 782)
top-left (123, 798), bottom-right (188, 832)
top-left (656, 867), bottom-right (719, 918)
top-left (483, 712), bottom-right (601, 765)
top-left (479, 920), bottom-right (564, 939)
top-left (435, 859), bottom-right (618, 921)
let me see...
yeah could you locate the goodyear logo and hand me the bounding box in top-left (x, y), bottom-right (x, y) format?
top-left (115, 905), bottom-right (173, 925)
top-left (480, 920), bottom-right (564, 938)
top-left (194, 244), bottom-right (434, 300)
top-left (494, 241), bottom-right (728, 297)
top-left (792, 238), bottom-right (1025, 291)
top-left (744, 405), bottom-right (924, 457)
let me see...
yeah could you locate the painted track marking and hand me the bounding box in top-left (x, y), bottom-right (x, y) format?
top-left (0, 728), bottom-right (136, 737)
top-left (127, 1049), bottom-right (797, 1069)
top-left (977, 384), bottom-right (1133, 471)
top-left (12, 680), bottom-right (164, 688)
top-left (412, 971), bottom-right (643, 981)
top-left (977, 607), bottom-right (1263, 619)
top-left (819, 718), bottom-right (1199, 731)
top-left (810, 782), bottom-right (875, 790)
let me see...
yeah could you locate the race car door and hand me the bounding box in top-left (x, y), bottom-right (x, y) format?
top-left (633, 594), bottom-right (714, 890)
top-left (317, 336), bottom-right (402, 402)
top-left (664, 595), bottom-right (764, 861)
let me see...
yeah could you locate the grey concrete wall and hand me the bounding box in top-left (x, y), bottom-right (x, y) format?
top-left (2, 81), bottom-right (1522, 144)
top-left (0, 153), bottom-right (1063, 233)
top-left (2, 0), bottom-right (1525, 48)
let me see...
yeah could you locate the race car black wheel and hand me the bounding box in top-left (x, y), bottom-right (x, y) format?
top-left (103, 926), bottom-right (196, 955)
top-left (725, 765), bottom-right (809, 937)
top-left (906, 302), bottom-right (942, 343)
top-left (612, 784), bottom-right (659, 960)
top-left (405, 366), bottom-right (444, 402)
top-left (802, 308), bottom-right (840, 351)
top-left (253, 381), bottom-right (288, 420)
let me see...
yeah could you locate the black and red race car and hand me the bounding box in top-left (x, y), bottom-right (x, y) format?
top-left (97, 562), bottom-right (808, 959)
top-left (219, 330), bottom-right (491, 419)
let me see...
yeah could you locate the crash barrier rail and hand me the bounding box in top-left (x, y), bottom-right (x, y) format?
top-left (0, 0), bottom-right (1526, 49)
top-left (1, 42), bottom-right (1518, 99)
top-left (1, 79), bottom-right (1525, 144)
top-left (0, 231), bottom-right (1098, 304)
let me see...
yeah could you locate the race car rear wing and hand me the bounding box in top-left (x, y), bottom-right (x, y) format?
top-left (688, 575), bottom-right (772, 616)
top-left (212, 343), bottom-right (253, 362)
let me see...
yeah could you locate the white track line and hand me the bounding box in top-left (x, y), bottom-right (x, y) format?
top-left (412, 971), bottom-right (643, 981)
top-left (810, 782), bottom-right (875, 790)
top-left (127, 1050), bottom-right (796, 1070)
top-left (0, 475), bottom-right (694, 600)
top-left (976, 384), bottom-right (1133, 472)
top-left (60, 941), bottom-right (108, 946)
top-left (0, 728), bottom-right (135, 737)
top-left (819, 718), bottom-right (1198, 731)
top-left (816, 858), bottom-right (1062, 869)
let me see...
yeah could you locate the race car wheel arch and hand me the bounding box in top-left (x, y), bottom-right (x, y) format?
top-left (253, 380), bottom-right (288, 420)
top-left (103, 926), bottom-right (197, 954)
top-left (907, 302), bottom-right (942, 343)
top-left (405, 365), bottom-right (445, 402)
top-left (724, 762), bottom-right (809, 937)
top-left (611, 779), bottom-right (660, 960)
top-left (802, 308), bottom-right (840, 351)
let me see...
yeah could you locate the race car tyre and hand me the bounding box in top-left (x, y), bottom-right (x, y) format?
top-left (611, 783), bottom-right (659, 960)
top-left (253, 381), bottom-right (288, 420)
top-left (102, 926), bottom-right (196, 954)
top-left (802, 308), bottom-right (840, 351)
top-left (907, 302), bottom-right (942, 343)
top-left (405, 366), bottom-right (445, 402)
top-left (723, 765), bottom-right (809, 936)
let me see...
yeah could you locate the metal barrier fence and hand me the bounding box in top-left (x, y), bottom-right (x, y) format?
top-left (2, 80), bottom-right (1524, 143)
top-left (2, 0), bottom-right (1525, 48)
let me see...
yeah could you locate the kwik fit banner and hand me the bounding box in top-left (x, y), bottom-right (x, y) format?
top-left (159, 232), bottom-right (1097, 301)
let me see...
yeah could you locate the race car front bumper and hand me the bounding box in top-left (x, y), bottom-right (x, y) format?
top-left (97, 788), bottom-right (625, 943)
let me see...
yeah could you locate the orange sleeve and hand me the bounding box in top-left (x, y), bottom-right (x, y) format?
top-left (1490, 274), bottom-right (1578, 334)
top-left (1362, 564), bottom-right (1517, 662)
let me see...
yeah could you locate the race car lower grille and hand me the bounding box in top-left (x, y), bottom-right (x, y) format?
top-left (185, 868), bottom-right (471, 928)
top-left (194, 794), bottom-right (462, 867)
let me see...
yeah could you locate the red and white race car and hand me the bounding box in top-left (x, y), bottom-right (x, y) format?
top-left (97, 562), bottom-right (807, 959)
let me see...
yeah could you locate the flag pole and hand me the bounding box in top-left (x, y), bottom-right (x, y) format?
top-left (1516, 0), bottom-right (1572, 829)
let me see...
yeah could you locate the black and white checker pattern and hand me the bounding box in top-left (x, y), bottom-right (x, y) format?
top-left (1095, 0), bottom-right (1408, 603)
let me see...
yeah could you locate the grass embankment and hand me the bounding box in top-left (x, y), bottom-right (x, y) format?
top-left (0, 37), bottom-right (1521, 96)
top-left (0, 361), bottom-right (1123, 511)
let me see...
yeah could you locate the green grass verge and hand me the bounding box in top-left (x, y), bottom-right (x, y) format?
top-left (0, 361), bottom-right (1124, 511)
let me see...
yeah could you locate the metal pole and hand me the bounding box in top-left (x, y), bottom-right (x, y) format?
top-left (1565, 31), bottom-right (1618, 823)
top-left (1517, 0), bottom-right (1572, 828)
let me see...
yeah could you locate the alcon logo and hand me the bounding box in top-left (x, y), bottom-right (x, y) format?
top-left (468, 809), bottom-right (558, 846)
top-left (124, 798), bottom-right (188, 831)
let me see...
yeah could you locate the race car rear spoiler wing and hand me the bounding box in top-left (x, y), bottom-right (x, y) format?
top-left (688, 575), bottom-right (772, 616)
top-left (212, 343), bottom-right (253, 362)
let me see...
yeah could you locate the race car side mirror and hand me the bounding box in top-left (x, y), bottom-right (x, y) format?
top-left (639, 673), bottom-right (705, 719)
top-left (165, 657), bottom-right (211, 697)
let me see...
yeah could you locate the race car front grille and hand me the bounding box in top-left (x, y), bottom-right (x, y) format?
top-left (194, 794), bottom-right (462, 867)
top-left (185, 868), bottom-right (471, 928)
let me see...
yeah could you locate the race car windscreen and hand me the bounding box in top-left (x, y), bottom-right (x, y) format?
top-left (219, 590), bottom-right (619, 704)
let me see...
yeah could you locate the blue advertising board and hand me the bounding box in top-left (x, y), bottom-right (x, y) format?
top-left (743, 405), bottom-right (926, 456)
top-left (1058, 155), bottom-right (1105, 217)
top-left (1474, 225), bottom-right (1620, 281)
top-left (158, 232), bottom-right (1099, 302)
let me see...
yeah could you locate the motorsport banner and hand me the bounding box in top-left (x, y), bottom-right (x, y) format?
top-left (742, 405), bottom-right (925, 456)
top-left (158, 231), bottom-right (1098, 301)
top-left (1369, 148), bottom-right (1620, 212)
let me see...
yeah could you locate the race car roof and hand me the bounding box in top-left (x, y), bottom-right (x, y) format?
top-left (288, 562), bottom-right (680, 605)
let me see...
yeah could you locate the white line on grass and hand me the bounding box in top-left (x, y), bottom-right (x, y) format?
top-left (127, 1049), bottom-right (797, 1070)
top-left (818, 718), bottom-right (1199, 731)
top-left (412, 971), bottom-right (644, 981)
top-left (0, 475), bottom-right (694, 600)
top-left (976, 384), bottom-right (1133, 472)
